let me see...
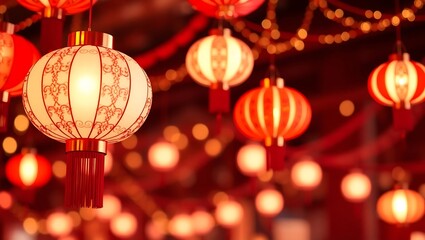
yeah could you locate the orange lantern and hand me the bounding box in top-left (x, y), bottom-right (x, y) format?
top-left (22, 31), bottom-right (152, 208)
top-left (290, 158), bottom-right (322, 191)
top-left (234, 78), bottom-right (312, 171)
top-left (255, 189), bottom-right (284, 217)
top-left (341, 170), bottom-right (371, 202)
top-left (168, 214), bottom-right (194, 239)
top-left (17, 0), bottom-right (97, 53)
top-left (215, 199), bottom-right (243, 228)
top-left (148, 141), bottom-right (179, 171)
top-left (5, 149), bottom-right (51, 189)
top-left (0, 22), bottom-right (40, 132)
top-left (186, 28), bottom-right (253, 114)
top-left (188, 0), bottom-right (265, 19)
top-left (237, 143), bottom-right (266, 176)
top-left (110, 212), bottom-right (138, 238)
top-left (368, 53), bottom-right (425, 131)
top-left (377, 187), bottom-right (425, 225)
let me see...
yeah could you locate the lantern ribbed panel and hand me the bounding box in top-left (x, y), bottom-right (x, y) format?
top-left (377, 189), bottom-right (425, 224)
top-left (233, 85), bottom-right (311, 142)
top-left (186, 30), bottom-right (253, 88)
top-left (0, 33), bottom-right (14, 89)
top-left (188, 0), bottom-right (265, 18)
top-left (368, 53), bottom-right (425, 109)
top-left (17, 0), bottom-right (95, 14)
top-left (22, 45), bottom-right (152, 144)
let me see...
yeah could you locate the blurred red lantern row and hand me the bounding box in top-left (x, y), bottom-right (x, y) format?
top-left (188, 0), bottom-right (265, 19)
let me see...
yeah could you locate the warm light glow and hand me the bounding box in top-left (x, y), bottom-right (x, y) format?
top-left (46, 212), bottom-right (73, 237)
top-left (68, 211), bottom-right (81, 227)
top-left (341, 170), bottom-right (372, 202)
top-left (215, 200), bottom-right (244, 227)
top-left (258, 170), bottom-right (274, 182)
top-left (204, 138), bottom-right (222, 157)
top-left (191, 210), bottom-right (215, 235)
top-left (393, 191), bottom-right (409, 223)
top-left (52, 160), bottom-right (66, 179)
top-left (3, 136), bottom-right (17, 154)
top-left (168, 214), bottom-right (194, 239)
top-left (339, 100), bottom-right (355, 117)
top-left (163, 125), bottom-right (180, 142)
top-left (411, 231), bottom-right (425, 240)
top-left (212, 191), bottom-right (229, 205)
top-left (0, 191), bottom-right (12, 209)
top-left (148, 141), bottom-right (179, 171)
top-left (145, 221), bottom-right (166, 240)
top-left (237, 143), bottom-right (266, 176)
top-left (124, 151), bottom-right (143, 169)
top-left (291, 158), bottom-right (322, 190)
top-left (104, 150), bottom-right (113, 174)
top-left (96, 194), bottom-right (122, 220)
top-left (121, 135), bottom-right (138, 149)
top-left (255, 189), bottom-right (284, 217)
top-left (19, 153), bottom-right (38, 186)
top-left (79, 208), bottom-right (96, 221)
top-left (192, 123), bottom-right (209, 140)
top-left (23, 217), bottom-right (38, 235)
top-left (110, 212), bottom-right (138, 238)
top-left (14, 114), bottom-right (30, 133)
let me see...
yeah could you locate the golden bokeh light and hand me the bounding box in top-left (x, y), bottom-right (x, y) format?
top-left (2, 136), bottom-right (17, 155)
top-left (14, 114), bottom-right (30, 133)
top-left (52, 160), bottom-right (67, 179)
top-left (339, 100), bottom-right (355, 117)
top-left (121, 134), bottom-right (138, 149)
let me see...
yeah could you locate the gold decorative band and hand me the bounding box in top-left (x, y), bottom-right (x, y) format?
top-left (43, 7), bottom-right (63, 19)
top-left (66, 139), bottom-right (107, 154)
top-left (0, 22), bottom-right (14, 34)
top-left (68, 31), bottom-right (114, 48)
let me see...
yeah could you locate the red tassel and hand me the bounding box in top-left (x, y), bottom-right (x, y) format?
top-left (265, 144), bottom-right (285, 171)
top-left (40, 16), bottom-right (64, 54)
top-left (392, 107), bottom-right (414, 132)
top-left (0, 91), bottom-right (10, 132)
top-left (209, 87), bottom-right (230, 114)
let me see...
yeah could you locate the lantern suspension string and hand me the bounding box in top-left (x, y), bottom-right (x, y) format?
top-left (394, 0), bottom-right (403, 57)
top-left (88, 0), bottom-right (94, 31)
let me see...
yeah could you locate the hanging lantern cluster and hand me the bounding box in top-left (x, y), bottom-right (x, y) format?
top-left (0, 22), bottom-right (40, 132)
top-left (22, 31), bottom-right (152, 208)
top-left (188, 0), bottom-right (265, 19)
top-left (233, 77), bottom-right (312, 171)
top-left (368, 52), bottom-right (425, 131)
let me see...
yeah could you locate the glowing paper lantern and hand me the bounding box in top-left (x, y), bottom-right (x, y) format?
top-left (236, 143), bottom-right (266, 176)
top-left (191, 210), bottom-right (215, 235)
top-left (46, 212), bottom-right (73, 237)
top-left (0, 22), bottom-right (40, 132)
top-left (341, 170), bottom-right (372, 202)
top-left (22, 31), bottom-right (152, 208)
top-left (255, 189), bottom-right (284, 217)
top-left (368, 53), bottom-right (425, 131)
top-left (168, 214), bottom-right (194, 239)
top-left (186, 28), bottom-right (253, 114)
top-left (234, 78), bottom-right (311, 171)
top-left (110, 212), bottom-right (138, 238)
top-left (377, 188), bottom-right (425, 224)
top-left (188, 0), bottom-right (265, 19)
top-left (290, 158), bottom-right (322, 190)
top-left (215, 199), bottom-right (243, 228)
top-left (17, 0), bottom-right (97, 53)
top-left (5, 149), bottom-right (51, 189)
top-left (95, 194), bottom-right (121, 220)
top-left (148, 141), bottom-right (179, 171)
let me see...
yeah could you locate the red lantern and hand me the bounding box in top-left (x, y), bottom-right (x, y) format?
top-left (186, 28), bottom-right (253, 114)
top-left (17, 0), bottom-right (97, 53)
top-left (188, 0), bottom-right (265, 19)
top-left (22, 31), bottom-right (152, 208)
top-left (368, 53), bottom-right (425, 131)
top-left (0, 22), bottom-right (40, 132)
top-left (5, 149), bottom-right (52, 189)
top-left (233, 78), bottom-right (312, 171)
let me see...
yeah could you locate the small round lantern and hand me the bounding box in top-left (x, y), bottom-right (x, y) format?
top-left (368, 53), bottom-right (425, 131)
top-left (215, 199), bottom-right (243, 228)
top-left (110, 212), bottom-right (138, 238)
top-left (237, 143), bottom-right (266, 176)
top-left (186, 28), bottom-right (253, 114)
top-left (168, 214), bottom-right (194, 239)
top-left (22, 31), bottom-right (152, 208)
top-left (188, 0), bottom-right (265, 19)
top-left (290, 158), bottom-right (322, 191)
top-left (148, 141), bottom-right (180, 171)
top-left (341, 170), bottom-right (372, 202)
top-left (234, 78), bottom-right (312, 171)
top-left (191, 210), bottom-right (215, 235)
top-left (5, 149), bottom-right (52, 189)
top-left (377, 187), bottom-right (425, 225)
top-left (255, 189), bottom-right (284, 217)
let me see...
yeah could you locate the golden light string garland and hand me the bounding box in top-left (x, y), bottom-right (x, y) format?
top-left (0, 5), bottom-right (41, 32)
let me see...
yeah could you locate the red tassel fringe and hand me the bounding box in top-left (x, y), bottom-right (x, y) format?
top-left (265, 145), bottom-right (285, 171)
top-left (209, 87), bottom-right (230, 114)
top-left (65, 151), bottom-right (105, 208)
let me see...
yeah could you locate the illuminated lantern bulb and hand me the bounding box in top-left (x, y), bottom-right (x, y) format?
top-left (215, 200), bottom-right (244, 228)
top-left (191, 210), bottom-right (215, 235)
top-left (255, 189), bottom-right (284, 217)
top-left (46, 212), bottom-right (73, 237)
top-left (341, 170), bottom-right (372, 202)
top-left (148, 141), bottom-right (179, 171)
top-left (168, 214), bottom-right (194, 239)
top-left (237, 143), bottom-right (266, 176)
top-left (110, 212), bottom-right (138, 238)
top-left (96, 194), bottom-right (121, 220)
top-left (291, 158), bottom-right (322, 190)
top-left (377, 187), bottom-right (425, 224)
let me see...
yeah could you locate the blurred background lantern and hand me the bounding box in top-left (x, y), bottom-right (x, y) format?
top-left (236, 143), bottom-right (266, 177)
top-left (148, 141), bottom-right (180, 172)
top-left (186, 28), bottom-right (253, 115)
top-left (368, 52), bottom-right (425, 131)
top-left (46, 212), bottom-right (73, 237)
top-left (168, 213), bottom-right (194, 239)
top-left (255, 188), bottom-right (284, 217)
top-left (191, 210), bottom-right (215, 235)
top-left (215, 199), bottom-right (243, 228)
top-left (0, 22), bottom-right (40, 132)
top-left (188, 0), bottom-right (265, 19)
top-left (341, 170), bottom-right (372, 202)
top-left (234, 78), bottom-right (311, 171)
top-left (22, 31), bottom-right (152, 208)
top-left (110, 212), bottom-right (138, 238)
top-left (95, 194), bottom-right (122, 220)
top-left (17, 0), bottom-right (97, 53)
top-left (5, 148), bottom-right (51, 189)
top-left (290, 157), bottom-right (322, 191)
top-left (377, 187), bottom-right (425, 225)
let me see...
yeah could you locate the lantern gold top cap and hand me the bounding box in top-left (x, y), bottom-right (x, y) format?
top-left (68, 31), bottom-right (113, 48)
top-left (0, 22), bottom-right (14, 34)
top-left (43, 7), bottom-right (63, 19)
